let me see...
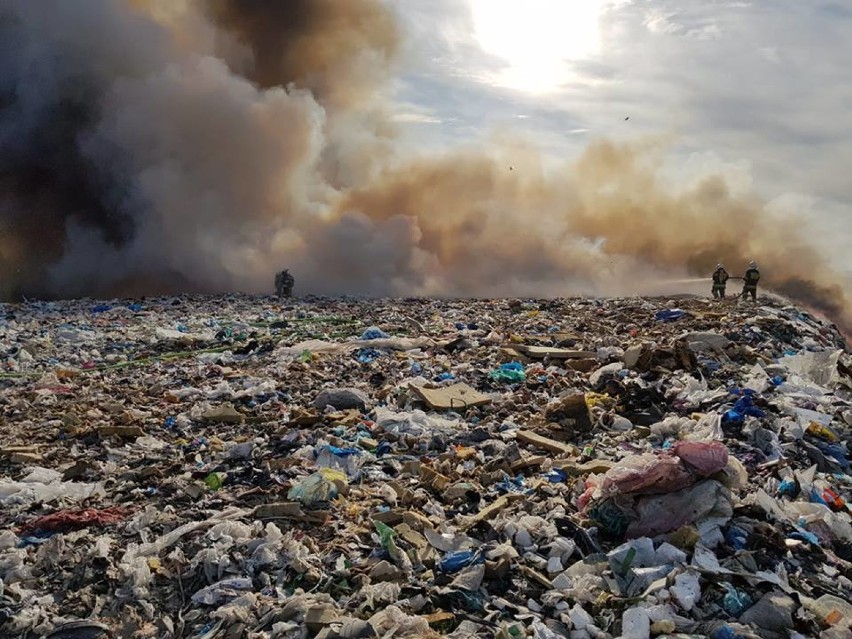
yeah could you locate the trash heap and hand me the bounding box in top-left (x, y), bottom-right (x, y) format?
top-left (1, 294), bottom-right (851, 639)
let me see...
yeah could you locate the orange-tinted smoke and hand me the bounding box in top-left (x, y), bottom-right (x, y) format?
top-left (336, 138), bottom-right (852, 332)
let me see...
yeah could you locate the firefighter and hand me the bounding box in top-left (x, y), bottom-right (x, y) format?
top-left (741, 261), bottom-right (760, 301)
top-left (274, 269), bottom-right (294, 298)
top-left (712, 263), bottom-right (729, 298)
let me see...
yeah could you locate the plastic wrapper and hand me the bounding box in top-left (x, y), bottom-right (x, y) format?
top-left (190, 577), bottom-right (253, 606)
top-left (373, 408), bottom-right (460, 437)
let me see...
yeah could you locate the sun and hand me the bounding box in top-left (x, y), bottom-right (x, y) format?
top-left (470, 0), bottom-right (609, 93)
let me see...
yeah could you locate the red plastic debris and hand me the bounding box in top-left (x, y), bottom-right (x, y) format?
top-left (20, 506), bottom-right (129, 534)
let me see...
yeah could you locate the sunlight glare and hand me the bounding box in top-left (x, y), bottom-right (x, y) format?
top-left (471, 0), bottom-right (608, 93)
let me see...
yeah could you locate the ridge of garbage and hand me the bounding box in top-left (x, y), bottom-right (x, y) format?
top-left (0, 294), bottom-right (850, 639)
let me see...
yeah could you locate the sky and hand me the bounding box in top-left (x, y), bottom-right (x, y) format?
top-left (390, 0), bottom-right (852, 273)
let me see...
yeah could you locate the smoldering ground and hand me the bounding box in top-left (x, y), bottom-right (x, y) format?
top-left (0, 0), bottom-right (849, 330)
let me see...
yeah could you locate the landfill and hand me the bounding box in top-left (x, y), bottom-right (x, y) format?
top-left (1, 293), bottom-right (851, 639)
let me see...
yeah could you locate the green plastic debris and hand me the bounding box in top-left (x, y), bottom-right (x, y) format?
top-left (373, 520), bottom-right (397, 550)
top-left (204, 472), bottom-right (225, 491)
top-left (490, 362), bottom-right (526, 383)
top-left (589, 499), bottom-right (631, 538)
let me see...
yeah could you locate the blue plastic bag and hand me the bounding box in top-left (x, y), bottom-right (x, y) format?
top-left (361, 327), bottom-right (390, 340)
top-left (437, 549), bottom-right (484, 573)
top-left (655, 309), bottom-right (687, 322)
top-left (490, 362), bottom-right (526, 383)
top-left (721, 583), bottom-right (753, 616)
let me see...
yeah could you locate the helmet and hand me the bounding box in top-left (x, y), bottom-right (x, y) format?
top-left (716, 263), bottom-right (723, 269)
top-left (749, 261), bottom-right (757, 269)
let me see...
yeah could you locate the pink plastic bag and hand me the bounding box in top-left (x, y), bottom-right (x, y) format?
top-left (600, 454), bottom-right (693, 497)
top-left (672, 441), bottom-right (728, 476)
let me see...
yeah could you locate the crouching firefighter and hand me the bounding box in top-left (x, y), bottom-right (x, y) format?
top-left (712, 263), bottom-right (729, 298)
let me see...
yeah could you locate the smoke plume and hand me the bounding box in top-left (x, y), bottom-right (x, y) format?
top-left (0, 0), bottom-right (850, 332)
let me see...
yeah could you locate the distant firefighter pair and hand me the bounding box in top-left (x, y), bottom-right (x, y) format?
top-left (712, 261), bottom-right (760, 300)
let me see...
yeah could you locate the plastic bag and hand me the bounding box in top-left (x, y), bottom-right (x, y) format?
top-left (490, 362), bottom-right (526, 383)
top-left (672, 441), bottom-right (729, 475)
top-left (437, 549), bottom-right (484, 573)
top-left (627, 480), bottom-right (733, 538)
top-left (780, 349), bottom-right (843, 387)
top-left (0, 479), bottom-right (105, 505)
top-left (599, 454), bottom-right (693, 496)
top-left (191, 577), bottom-right (253, 605)
top-left (655, 309), bottom-right (687, 322)
top-left (374, 408), bottom-right (459, 437)
top-left (360, 326), bottom-right (390, 340)
top-left (287, 469), bottom-right (345, 506)
top-left (315, 445), bottom-right (363, 478)
top-left (684, 413), bottom-right (724, 442)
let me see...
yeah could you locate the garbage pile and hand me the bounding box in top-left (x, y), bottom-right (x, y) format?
top-left (1, 294), bottom-right (851, 639)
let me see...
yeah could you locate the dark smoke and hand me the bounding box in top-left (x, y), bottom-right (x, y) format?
top-left (208, 0), bottom-right (399, 107)
top-left (0, 0), bottom-right (850, 334)
top-left (0, 1), bottom-right (164, 298)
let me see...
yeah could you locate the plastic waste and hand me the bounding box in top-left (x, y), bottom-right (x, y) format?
top-left (655, 309), bottom-right (687, 322)
top-left (437, 550), bottom-right (483, 573)
top-left (190, 577), bottom-right (253, 605)
top-left (316, 445), bottom-right (363, 478)
top-left (490, 362), bottom-right (526, 383)
top-left (806, 594), bottom-right (852, 627)
top-left (360, 327), bottom-right (390, 340)
top-left (288, 469), bottom-right (346, 506)
top-left (721, 583), bottom-right (753, 616)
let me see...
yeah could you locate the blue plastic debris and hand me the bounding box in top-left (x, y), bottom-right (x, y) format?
top-left (18, 533), bottom-right (54, 548)
top-left (655, 309), bottom-right (687, 322)
top-left (789, 525), bottom-right (819, 545)
top-left (723, 526), bottom-right (748, 550)
top-left (814, 441), bottom-right (850, 470)
top-left (723, 393), bottom-right (766, 425)
top-left (356, 348), bottom-right (381, 364)
top-left (721, 583), bottom-right (753, 616)
top-left (495, 475), bottom-right (530, 494)
top-left (437, 549), bottom-right (484, 573)
top-left (778, 478), bottom-right (798, 497)
top-left (544, 469), bottom-right (568, 483)
top-left (360, 327), bottom-right (390, 340)
top-left (713, 626), bottom-right (746, 639)
top-left (490, 362), bottom-right (526, 383)
top-left (322, 445), bottom-right (361, 457)
top-left (92, 304), bottom-right (112, 314)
